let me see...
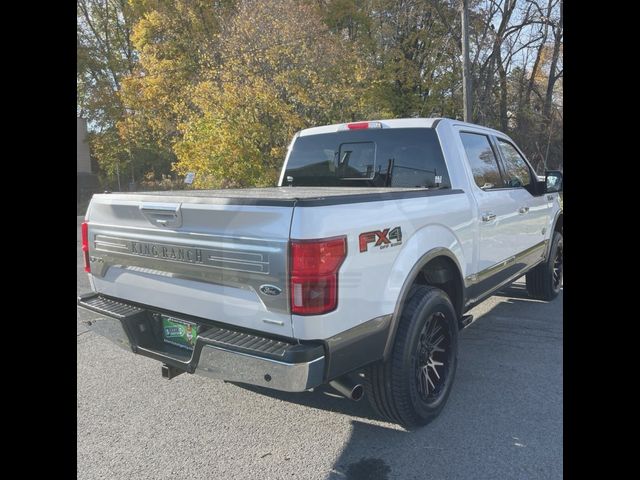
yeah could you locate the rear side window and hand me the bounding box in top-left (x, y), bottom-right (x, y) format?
top-left (496, 139), bottom-right (532, 188)
top-left (459, 133), bottom-right (503, 190)
top-left (284, 128), bottom-right (450, 188)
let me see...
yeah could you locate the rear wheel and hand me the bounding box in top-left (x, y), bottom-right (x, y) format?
top-left (526, 231), bottom-right (563, 300)
top-left (364, 285), bottom-right (458, 429)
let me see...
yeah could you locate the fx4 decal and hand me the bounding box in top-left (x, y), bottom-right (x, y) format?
top-left (359, 227), bottom-right (403, 252)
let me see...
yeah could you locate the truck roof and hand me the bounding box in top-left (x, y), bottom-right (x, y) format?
top-left (297, 117), bottom-right (506, 137)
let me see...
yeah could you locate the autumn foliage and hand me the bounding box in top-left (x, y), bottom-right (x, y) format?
top-left (77, 0), bottom-right (563, 190)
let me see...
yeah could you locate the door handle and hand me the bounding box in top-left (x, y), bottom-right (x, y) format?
top-left (139, 203), bottom-right (183, 228)
top-left (518, 206), bottom-right (529, 214)
top-left (482, 212), bottom-right (496, 222)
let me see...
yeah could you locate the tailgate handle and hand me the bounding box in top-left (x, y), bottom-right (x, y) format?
top-left (140, 203), bottom-right (183, 228)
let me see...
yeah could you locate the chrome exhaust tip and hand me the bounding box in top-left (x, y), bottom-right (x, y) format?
top-left (329, 375), bottom-right (364, 401)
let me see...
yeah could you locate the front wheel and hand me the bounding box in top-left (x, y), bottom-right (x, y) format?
top-left (364, 285), bottom-right (458, 429)
top-left (526, 231), bottom-right (563, 300)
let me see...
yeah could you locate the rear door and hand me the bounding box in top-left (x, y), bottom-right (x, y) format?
top-left (85, 193), bottom-right (295, 337)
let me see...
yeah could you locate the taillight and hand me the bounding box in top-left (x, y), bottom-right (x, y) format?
top-left (81, 221), bottom-right (91, 273)
top-left (290, 236), bottom-right (347, 315)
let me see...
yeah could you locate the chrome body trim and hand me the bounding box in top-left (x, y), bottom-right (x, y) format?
top-left (196, 346), bottom-right (325, 392)
top-left (463, 240), bottom-right (548, 308)
top-left (139, 203), bottom-right (183, 228)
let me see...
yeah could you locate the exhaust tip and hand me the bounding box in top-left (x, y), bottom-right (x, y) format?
top-left (329, 375), bottom-right (365, 401)
top-left (351, 384), bottom-right (364, 401)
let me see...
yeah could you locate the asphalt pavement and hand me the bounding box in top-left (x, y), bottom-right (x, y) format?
top-left (77, 216), bottom-right (563, 479)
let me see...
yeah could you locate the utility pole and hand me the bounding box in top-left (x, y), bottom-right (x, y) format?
top-left (116, 161), bottom-right (121, 191)
top-left (127, 146), bottom-right (136, 191)
top-left (461, 0), bottom-right (472, 122)
top-left (543, 114), bottom-right (554, 171)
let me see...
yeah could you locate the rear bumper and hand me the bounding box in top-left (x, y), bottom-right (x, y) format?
top-left (77, 293), bottom-right (325, 392)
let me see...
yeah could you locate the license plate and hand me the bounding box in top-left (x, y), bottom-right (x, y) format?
top-left (161, 315), bottom-right (199, 351)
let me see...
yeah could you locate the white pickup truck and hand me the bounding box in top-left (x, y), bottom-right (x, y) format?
top-left (78, 118), bottom-right (563, 428)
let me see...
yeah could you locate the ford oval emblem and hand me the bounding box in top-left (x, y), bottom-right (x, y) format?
top-left (260, 285), bottom-right (282, 296)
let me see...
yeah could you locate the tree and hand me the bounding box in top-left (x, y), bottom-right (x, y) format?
top-left (172, 0), bottom-right (365, 188)
top-left (78, 0), bottom-right (563, 187)
top-left (77, 0), bottom-right (138, 186)
top-left (77, 0), bottom-right (137, 125)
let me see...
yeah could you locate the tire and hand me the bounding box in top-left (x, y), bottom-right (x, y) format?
top-left (364, 285), bottom-right (458, 429)
top-left (526, 231), bottom-right (563, 301)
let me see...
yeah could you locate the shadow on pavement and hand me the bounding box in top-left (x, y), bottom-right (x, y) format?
top-left (233, 382), bottom-right (382, 423)
top-left (236, 290), bottom-right (563, 479)
top-left (494, 281), bottom-right (531, 299)
top-left (495, 281), bottom-right (564, 301)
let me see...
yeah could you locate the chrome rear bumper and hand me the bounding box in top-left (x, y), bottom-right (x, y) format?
top-left (196, 345), bottom-right (324, 391)
top-left (77, 293), bottom-right (325, 392)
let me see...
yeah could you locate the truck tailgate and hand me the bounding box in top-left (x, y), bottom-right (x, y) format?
top-left (85, 193), bottom-right (293, 337)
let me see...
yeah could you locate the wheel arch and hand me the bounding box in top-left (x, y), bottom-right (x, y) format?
top-left (382, 247), bottom-right (465, 361)
top-left (544, 209), bottom-right (563, 261)
top-left (554, 212), bottom-right (563, 234)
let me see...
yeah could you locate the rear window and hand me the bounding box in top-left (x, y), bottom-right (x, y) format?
top-left (283, 128), bottom-right (451, 188)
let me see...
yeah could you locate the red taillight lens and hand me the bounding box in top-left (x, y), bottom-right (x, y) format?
top-left (290, 236), bottom-right (347, 315)
top-left (81, 221), bottom-right (91, 273)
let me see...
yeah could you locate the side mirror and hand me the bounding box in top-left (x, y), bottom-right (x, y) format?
top-left (545, 170), bottom-right (563, 193)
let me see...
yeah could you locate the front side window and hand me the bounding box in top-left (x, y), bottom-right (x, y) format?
top-left (459, 132), bottom-right (503, 190)
top-left (497, 139), bottom-right (532, 188)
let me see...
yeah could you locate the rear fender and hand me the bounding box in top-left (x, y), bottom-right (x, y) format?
top-left (381, 225), bottom-right (466, 360)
